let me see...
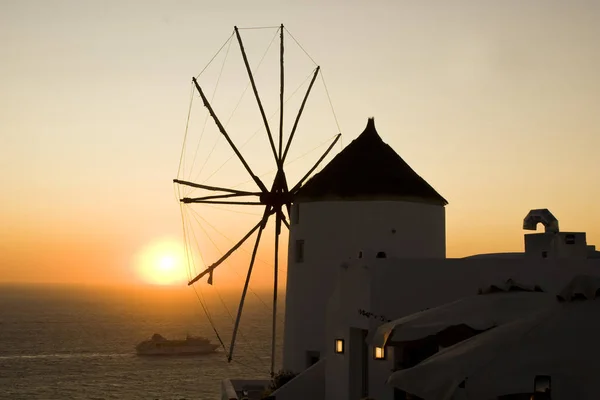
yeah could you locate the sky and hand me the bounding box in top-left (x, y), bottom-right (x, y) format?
top-left (1, 0), bottom-right (599, 288)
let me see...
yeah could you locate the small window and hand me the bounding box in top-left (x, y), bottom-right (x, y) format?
top-left (541, 251), bottom-right (548, 259)
top-left (565, 234), bottom-right (576, 245)
top-left (376, 251), bottom-right (387, 259)
top-left (292, 204), bottom-right (300, 225)
top-left (358, 251), bottom-right (363, 259)
top-left (295, 240), bottom-right (305, 263)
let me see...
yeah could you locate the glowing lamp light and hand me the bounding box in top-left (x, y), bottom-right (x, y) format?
top-left (335, 339), bottom-right (344, 354)
top-left (373, 346), bottom-right (385, 360)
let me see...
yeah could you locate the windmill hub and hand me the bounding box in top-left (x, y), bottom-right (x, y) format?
top-left (260, 191), bottom-right (293, 208)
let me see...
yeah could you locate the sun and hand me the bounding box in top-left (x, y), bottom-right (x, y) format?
top-left (135, 239), bottom-right (187, 285)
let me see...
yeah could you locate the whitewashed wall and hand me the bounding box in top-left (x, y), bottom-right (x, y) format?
top-left (282, 200), bottom-right (445, 373)
top-left (325, 256), bottom-right (600, 400)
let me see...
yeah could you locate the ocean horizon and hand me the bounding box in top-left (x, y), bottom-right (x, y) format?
top-left (0, 283), bottom-right (285, 400)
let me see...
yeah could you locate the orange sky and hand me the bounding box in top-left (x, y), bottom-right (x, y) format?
top-left (1, 0), bottom-right (599, 288)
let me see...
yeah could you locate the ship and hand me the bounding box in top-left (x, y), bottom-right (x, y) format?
top-left (135, 333), bottom-right (219, 356)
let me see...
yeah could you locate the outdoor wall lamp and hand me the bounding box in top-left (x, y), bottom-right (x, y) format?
top-left (335, 339), bottom-right (344, 354)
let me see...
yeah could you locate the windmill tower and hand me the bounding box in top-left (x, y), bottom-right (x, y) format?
top-left (282, 118), bottom-right (448, 372)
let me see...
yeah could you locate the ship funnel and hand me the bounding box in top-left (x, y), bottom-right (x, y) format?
top-left (523, 209), bottom-right (559, 233)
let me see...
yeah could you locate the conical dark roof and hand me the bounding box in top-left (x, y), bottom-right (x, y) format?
top-left (295, 118), bottom-right (448, 205)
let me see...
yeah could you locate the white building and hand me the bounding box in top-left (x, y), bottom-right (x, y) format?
top-left (283, 118), bottom-right (448, 373)
top-left (266, 224), bottom-right (599, 400)
top-left (221, 118), bottom-right (599, 400)
top-left (322, 255), bottom-right (600, 400)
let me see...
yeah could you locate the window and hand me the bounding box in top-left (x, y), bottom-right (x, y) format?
top-left (335, 339), bottom-right (344, 354)
top-left (376, 251), bottom-right (387, 259)
top-left (541, 251), bottom-right (548, 259)
top-left (295, 240), bottom-right (305, 263)
top-left (374, 346), bottom-right (386, 360)
top-left (292, 204), bottom-right (300, 225)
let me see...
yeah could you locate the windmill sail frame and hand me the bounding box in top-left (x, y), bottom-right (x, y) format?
top-left (174, 24), bottom-right (340, 376)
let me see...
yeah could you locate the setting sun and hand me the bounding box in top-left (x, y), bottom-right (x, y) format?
top-left (135, 239), bottom-right (186, 285)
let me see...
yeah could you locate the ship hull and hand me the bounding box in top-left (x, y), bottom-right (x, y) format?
top-left (136, 343), bottom-right (219, 356)
top-left (135, 334), bottom-right (219, 356)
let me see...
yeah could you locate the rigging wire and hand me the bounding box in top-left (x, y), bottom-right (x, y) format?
top-left (187, 273), bottom-right (269, 375)
top-left (188, 206), bottom-right (269, 302)
top-left (175, 26), bottom-right (339, 373)
top-left (320, 70), bottom-right (342, 136)
top-left (284, 27), bottom-right (343, 146)
top-left (187, 35), bottom-right (234, 196)
top-left (229, 133), bottom-right (340, 190)
top-left (224, 26), bottom-right (281, 128)
top-left (285, 133), bottom-right (340, 170)
top-left (201, 67), bottom-right (317, 185)
top-left (189, 208), bottom-right (270, 315)
top-left (180, 206), bottom-right (228, 353)
top-left (186, 207), bottom-right (288, 362)
top-left (237, 26), bottom-right (280, 30)
top-left (192, 285), bottom-right (228, 354)
top-left (188, 206), bottom-right (285, 275)
top-left (186, 204), bottom-right (209, 279)
top-left (188, 207), bottom-right (282, 305)
top-left (181, 203), bottom-right (194, 280)
top-left (286, 28), bottom-right (343, 147)
top-left (187, 209), bottom-right (270, 369)
top-left (192, 27), bottom-right (281, 188)
top-left (185, 208), bottom-right (233, 356)
top-left (184, 206), bottom-right (206, 290)
top-left (195, 31), bottom-right (236, 79)
top-left (176, 83), bottom-right (196, 190)
top-left (183, 28), bottom-right (341, 194)
top-left (283, 27), bottom-right (318, 67)
top-left (199, 203), bottom-right (263, 217)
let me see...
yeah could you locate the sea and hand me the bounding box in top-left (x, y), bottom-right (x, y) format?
top-left (0, 284), bottom-right (284, 400)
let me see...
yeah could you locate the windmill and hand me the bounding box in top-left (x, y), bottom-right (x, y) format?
top-left (173, 24), bottom-right (340, 376)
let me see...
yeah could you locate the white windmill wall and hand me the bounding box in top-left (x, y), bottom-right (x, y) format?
top-left (282, 199), bottom-right (445, 373)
